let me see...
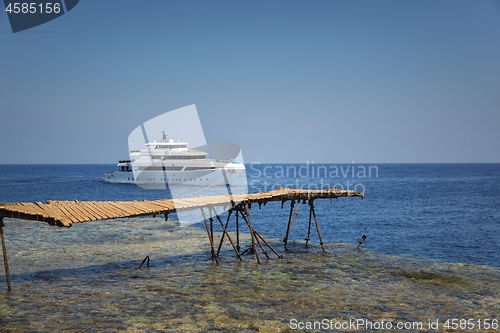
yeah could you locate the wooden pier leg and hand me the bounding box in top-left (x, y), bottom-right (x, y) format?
top-left (212, 208), bottom-right (241, 261)
top-left (209, 208), bottom-right (214, 250)
top-left (310, 201), bottom-right (325, 252)
top-left (283, 200), bottom-right (295, 249)
top-left (1, 217), bottom-right (12, 291)
top-left (242, 205), bottom-right (260, 263)
top-left (216, 209), bottom-right (233, 256)
top-left (253, 229), bottom-right (282, 258)
top-left (200, 208), bottom-right (219, 264)
top-left (235, 209), bottom-right (240, 252)
top-left (283, 202), bottom-right (301, 250)
top-left (253, 230), bottom-right (269, 259)
top-left (305, 201), bottom-right (313, 246)
top-left (357, 234), bottom-right (368, 249)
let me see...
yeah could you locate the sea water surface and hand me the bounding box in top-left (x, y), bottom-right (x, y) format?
top-left (0, 163), bottom-right (499, 332)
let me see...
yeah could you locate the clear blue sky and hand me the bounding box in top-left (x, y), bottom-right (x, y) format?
top-left (1, 0), bottom-right (499, 163)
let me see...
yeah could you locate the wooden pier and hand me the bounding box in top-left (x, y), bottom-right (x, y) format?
top-left (0, 187), bottom-right (364, 290)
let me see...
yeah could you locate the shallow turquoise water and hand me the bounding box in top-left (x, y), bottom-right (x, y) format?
top-left (1, 217), bottom-right (499, 332)
top-left (1, 163), bottom-right (499, 267)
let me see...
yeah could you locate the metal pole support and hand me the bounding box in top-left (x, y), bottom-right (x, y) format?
top-left (1, 217), bottom-right (12, 291)
top-left (357, 234), bottom-right (368, 249)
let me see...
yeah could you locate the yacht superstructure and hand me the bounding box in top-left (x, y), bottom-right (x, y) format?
top-left (102, 132), bottom-right (245, 186)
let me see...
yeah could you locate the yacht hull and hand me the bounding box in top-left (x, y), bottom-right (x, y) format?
top-left (102, 165), bottom-right (245, 186)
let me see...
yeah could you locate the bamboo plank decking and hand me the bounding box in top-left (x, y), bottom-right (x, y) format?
top-left (1, 187), bottom-right (364, 290)
top-left (0, 188), bottom-right (363, 227)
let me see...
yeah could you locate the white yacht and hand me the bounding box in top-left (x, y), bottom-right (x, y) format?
top-left (102, 132), bottom-right (246, 186)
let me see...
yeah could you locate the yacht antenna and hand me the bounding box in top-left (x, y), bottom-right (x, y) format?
top-left (162, 131), bottom-right (171, 142)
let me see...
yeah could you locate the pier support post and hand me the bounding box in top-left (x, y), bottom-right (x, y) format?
top-left (238, 205), bottom-right (281, 262)
top-left (241, 205), bottom-right (260, 264)
top-left (235, 209), bottom-right (240, 252)
top-left (357, 234), bottom-right (367, 249)
top-left (305, 200), bottom-right (313, 246)
top-left (310, 200), bottom-right (325, 252)
top-left (200, 208), bottom-right (219, 264)
top-left (283, 200), bottom-right (295, 249)
top-left (283, 201), bottom-right (300, 250)
top-left (253, 228), bottom-right (282, 259)
top-left (1, 217), bottom-right (12, 291)
top-left (209, 208), bottom-right (214, 250)
top-left (216, 209), bottom-right (233, 256)
top-left (212, 208), bottom-right (242, 261)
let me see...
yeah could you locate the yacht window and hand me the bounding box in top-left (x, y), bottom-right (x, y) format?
top-left (183, 167), bottom-right (213, 171)
top-left (163, 155), bottom-right (206, 159)
top-left (155, 144), bottom-right (187, 149)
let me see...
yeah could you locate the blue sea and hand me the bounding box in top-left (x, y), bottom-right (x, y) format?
top-left (1, 163), bottom-right (499, 267)
top-left (1, 163), bottom-right (500, 332)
